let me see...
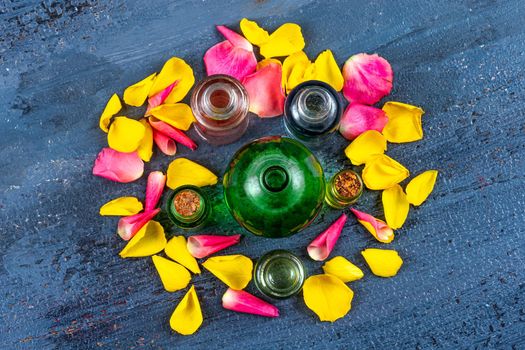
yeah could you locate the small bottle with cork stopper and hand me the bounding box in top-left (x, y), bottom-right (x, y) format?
top-left (190, 74), bottom-right (250, 146)
top-left (283, 80), bottom-right (342, 147)
top-left (165, 185), bottom-right (211, 229)
top-left (325, 169), bottom-right (364, 209)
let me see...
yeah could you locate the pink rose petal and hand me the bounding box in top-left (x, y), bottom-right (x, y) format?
top-left (187, 234), bottom-right (241, 259)
top-left (145, 171), bottom-right (166, 211)
top-left (117, 208), bottom-right (160, 241)
top-left (222, 288), bottom-right (279, 318)
top-left (203, 25), bottom-right (256, 81)
top-left (148, 117), bottom-right (197, 151)
top-left (145, 81), bottom-right (178, 116)
top-left (350, 208), bottom-right (394, 243)
top-left (152, 129), bottom-right (177, 156)
top-left (307, 213), bottom-right (347, 261)
top-left (92, 148), bottom-right (144, 183)
top-left (339, 104), bottom-right (388, 140)
top-left (204, 41), bottom-right (257, 81)
top-left (216, 25), bottom-right (253, 51)
top-left (342, 53), bottom-right (393, 105)
top-left (241, 62), bottom-right (285, 118)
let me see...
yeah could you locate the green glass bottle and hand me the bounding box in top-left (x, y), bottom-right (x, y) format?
top-left (325, 169), bottom-right (364, 209)
top-left (223, 136), bottom-right (325, 238)
top-left (254, 250), bottom-right (306, 299)
top-left (165, 185), bottom-right (211, 229)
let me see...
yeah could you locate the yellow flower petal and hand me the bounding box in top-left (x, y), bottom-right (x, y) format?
top-left (361, 248), bottom-right (403, 277)
top-left (152, 255), bottom-right (191, 292)
top-left (287, 62), bottom-right (311, 93)
top-left (303, 274), bottom-right (354, 322)
top-left (239, 19), bottom-right (304, 59)
top-left (166, 158), bottom-right (218, 189)
top-left (202, 255), bottom-right (253, 290)
top-left (282, 51), bottom-right (308, 79)
top-left (382, 184), bottom-right (410, 229)
top-left (107, 116), bottom-right (146, 153)
top-left (123, 73), bottom-right (157, 107)
top-left (322, 256), bottom-right (363, 283)
top-left (119, 220), bottom-right (167, 258)
top-left (382, 102), bottom-right (425, 143)
top-left (309, 50), bottom-right (344, 92)
top-left (165, 236), bottom-right (201, 274)
top-left (351, 208), bottom-right (394, 243)
top-left (260, 23), bottom-right (305, 58)
top-left (149, 103), bottom-right (195, 131)
top-left (99, 94), bottom-right (122, 133)
top-left (302, 61), bottom-right (317, 81)
top-left (344, 130), bottom-right (387, 165)
top-left (282, 51), bottom-right (310, 93)
top-left (99, 196), bottom-right (143, 216)
top-left (149, 57), bottom-right (195, 104)
top-left (360, 220), bottom-right (394, 243)
top-left (405, 170), bottom-right (438, 206)
top-left (137, 119), bottom-right (153, 162)
top-left (362, 154), bottom-right (410, 190)
top-left (170, 285), bottom-right (202, 335)
top-left (240, 18), bottom-right (270, 46)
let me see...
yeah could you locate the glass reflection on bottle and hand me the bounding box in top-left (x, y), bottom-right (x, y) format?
top-left (284, 80), bottom-right (342, 147)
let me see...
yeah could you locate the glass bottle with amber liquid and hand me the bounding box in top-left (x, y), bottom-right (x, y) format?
top-left (191, 75), bottom-right (250, 146)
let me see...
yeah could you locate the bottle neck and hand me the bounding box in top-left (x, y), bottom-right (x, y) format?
top-left (261, 165), bottom-right (289, 192)
top-left (191, 75), bottom-right (249, 131)
top-left (201, 82), bottom-right (239, 120)
top-left (254, 250), bottom-right (305, 299)
top-left (296, 86), bottom-right (334, 124)
top-left (284, 80), bottom-right (341, 138)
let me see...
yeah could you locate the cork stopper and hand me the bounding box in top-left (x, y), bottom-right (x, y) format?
top-left (174, 190), bottom-right (201, 217)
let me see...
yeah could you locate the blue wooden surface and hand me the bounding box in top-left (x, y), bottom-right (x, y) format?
top-left (1, 0), bottom-right (525, 349)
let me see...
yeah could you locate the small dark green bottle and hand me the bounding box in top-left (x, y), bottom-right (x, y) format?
top-left (165, 185), bottom-right (211, 229)
top-left (325, 169), bottom-right (364, 209)
top-left (254, 250), bottom-right (306, 299)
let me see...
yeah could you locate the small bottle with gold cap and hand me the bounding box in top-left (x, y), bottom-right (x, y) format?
top-left (166, 185), bottom-right (211, 229)
top-left (325, 169), bottom-right (364, 209)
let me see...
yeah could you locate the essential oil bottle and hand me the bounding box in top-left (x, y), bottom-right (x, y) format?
top-left (283, 80), bottom-right (342, 147)
top-left (325, 169), bottom-right (364, 209)
top-left (166, 185), bottom-right (211, 229)
top-left (222, 136), bottom-right (326, 238)
top-left (190, 74), bottom-right (250, 146)
top-left (253, 250), bottom-right (306, 299)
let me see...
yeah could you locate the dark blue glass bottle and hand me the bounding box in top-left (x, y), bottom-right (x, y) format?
top-left (283, 80), bottom-right (342, 147)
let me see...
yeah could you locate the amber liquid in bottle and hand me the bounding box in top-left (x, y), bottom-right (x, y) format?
top-left (190, 75), bottom-right (250, 146)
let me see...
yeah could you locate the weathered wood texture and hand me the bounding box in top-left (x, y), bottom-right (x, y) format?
top-left (1, 0), bottom-right (524, 349)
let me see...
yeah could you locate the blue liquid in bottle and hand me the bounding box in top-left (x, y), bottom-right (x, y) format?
top-left (283, 80), bottom-right (342, 147)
